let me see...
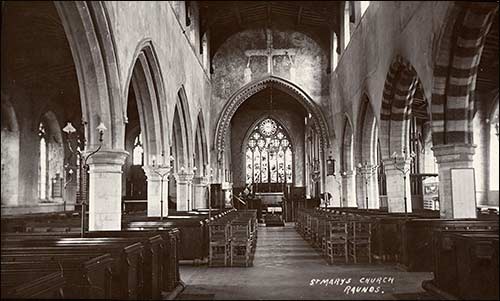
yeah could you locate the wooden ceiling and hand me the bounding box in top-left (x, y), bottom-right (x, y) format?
top-left (476, 10), bottom-right (499, 96)
top-left (199, 1), bottom-right (341, 59)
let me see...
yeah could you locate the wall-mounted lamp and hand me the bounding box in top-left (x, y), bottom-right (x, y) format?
top-left (62, 121), bottom-right (106, 237)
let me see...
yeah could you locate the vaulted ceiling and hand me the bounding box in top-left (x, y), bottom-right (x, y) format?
top-left (199, 1), bottom-right (341, 59)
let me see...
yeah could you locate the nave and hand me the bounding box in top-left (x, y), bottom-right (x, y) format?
top-left (179, 224), bottom-right (432, 300)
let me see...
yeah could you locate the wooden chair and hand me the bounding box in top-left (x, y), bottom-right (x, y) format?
top-left (347, 220), bottom-right (372, 264)
top-left (326, 220), bottom-right (348, 264)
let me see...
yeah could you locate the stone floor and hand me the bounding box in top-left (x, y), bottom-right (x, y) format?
top-left (177, 224), bottom-right (435, 300)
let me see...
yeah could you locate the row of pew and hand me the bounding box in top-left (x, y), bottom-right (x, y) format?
top-left (125, 209), bottom-right (237, 264)
top-left (296, 207), bottom-right (499, 300)
top-left (1, 229), bottom-right (181, 299)
top-left (208, 210), bottom-right (258, 267)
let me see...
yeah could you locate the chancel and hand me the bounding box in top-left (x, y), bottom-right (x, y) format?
top-left (1, 1), bottom-right (498, 300)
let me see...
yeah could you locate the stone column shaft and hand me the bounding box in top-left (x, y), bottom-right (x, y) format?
top-left (342, 170), bottom-right (357, 207)
top-left (432, 144), bottom-right (476, 219)
top-left (175, 172), bottom-right (194, 211)
top-left (87, 150), bottom-right (127, 231)
top-left (143, 165), bottom-right (170, 218)
top-left (193, 176), bottom-right (209, 209)
top-left (383, 158), bottom-right (412, 214)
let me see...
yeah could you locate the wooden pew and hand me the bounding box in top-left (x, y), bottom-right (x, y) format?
top-left (403, 219), bottom-right (499, 272)
top-left (127, 218), bottom-right (208, 262)
top-left (2, 238), bottom-right (144, 299)
top-left (453, 233), bottom-right (499, 300)
top-left (2, 252), bottom-right (113, 299)
top-left (3, 268), bottom-right (66, 299)
top-left (423, 232), bottom-right (499, 300)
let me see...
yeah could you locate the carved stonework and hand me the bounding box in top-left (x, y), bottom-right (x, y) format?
top-left (215, 76), bottom-right (330, 153)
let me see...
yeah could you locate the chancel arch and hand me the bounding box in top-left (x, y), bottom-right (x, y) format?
top-left (215, 76), bottom-right (330, 156)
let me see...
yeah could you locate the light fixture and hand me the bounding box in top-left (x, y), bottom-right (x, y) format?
top-left (62, 120), bottom-right (106, 237)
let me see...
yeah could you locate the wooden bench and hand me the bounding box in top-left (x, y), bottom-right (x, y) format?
top-left (2, 238), bottom-right (144, 299)
top-left (403, 219), bottom-right (499, 272)
top-left (423, 232), bottom-right (499, 300)
top-left (2, 252), bottom-right (113, 299)
top-left (2, 267), bottom-right (66, 299)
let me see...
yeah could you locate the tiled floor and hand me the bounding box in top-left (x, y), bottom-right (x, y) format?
top-left (178, 224), bottom-right (434, 300)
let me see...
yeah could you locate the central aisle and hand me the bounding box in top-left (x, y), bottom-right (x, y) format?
top-left (178, 224), bottom-right (433, 300)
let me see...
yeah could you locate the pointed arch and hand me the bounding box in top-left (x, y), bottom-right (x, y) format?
top-left (54, 1), bottom-right (124, 149)
top-left (171, 85), bottom-right (194, 171)
top-left (379, 55), bottom-right (420, 159)
top-left (215, 75), bottom-right (331, 153)
top-left (124, 41), bottom-right (168, 165)
top-left (243, 116), bottom-right (294, 185)
top-left (357, 94), bottom-right (379, 166)
top-left (194, 111), bottom-right (209, 176)
top-left (431, 3), bottom-right (498, 145)
top-left (341, 115), bottom-right (354, 172)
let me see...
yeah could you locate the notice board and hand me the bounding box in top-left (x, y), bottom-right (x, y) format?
top-left (451, 168), bottom-right (477, 218)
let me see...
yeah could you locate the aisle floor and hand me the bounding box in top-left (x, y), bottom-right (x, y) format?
top-left (178, 224), bottom-right (433, 300)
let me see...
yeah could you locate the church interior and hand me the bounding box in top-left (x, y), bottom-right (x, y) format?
top-left (1, 1), bottom-right (499, 300)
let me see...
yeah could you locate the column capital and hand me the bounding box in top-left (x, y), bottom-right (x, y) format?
top-left (382, 158), bottom-right (411, 172)
top-left (142, 165), bottom-right (171, 179)
top-left (175, 172), bottom-right (195, 183)
top-left (86, 149), bottom-right (128, 166)
top-left (192, 176), bottom-right (209, 186)
top-left (431, 143), bottom-right (476, 163)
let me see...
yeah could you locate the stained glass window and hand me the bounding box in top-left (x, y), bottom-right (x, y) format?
top-left (245, 118), bottom-right (293, 184)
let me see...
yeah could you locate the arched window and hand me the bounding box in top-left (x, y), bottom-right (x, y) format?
top-left (132, 133), bottom-right (144, 166)
top-left (245, 118), bottom-right (293, 184)
top-left (38, 122), bottom-right (48, 199)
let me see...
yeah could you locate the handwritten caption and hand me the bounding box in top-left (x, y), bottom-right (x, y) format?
top-left (309, 276), bottom-right (395, 295)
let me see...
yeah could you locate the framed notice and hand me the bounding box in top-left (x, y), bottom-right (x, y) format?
top-left (450, 168), bottom-right (477, 219)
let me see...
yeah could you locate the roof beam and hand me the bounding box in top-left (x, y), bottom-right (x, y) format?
top-left (297, 6), bottom-right (303, 26)
top-left (232, 5), bottom-right (243, 27)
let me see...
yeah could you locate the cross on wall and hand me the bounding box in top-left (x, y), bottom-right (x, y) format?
top-left (244, 28), bottom-right (297, 74)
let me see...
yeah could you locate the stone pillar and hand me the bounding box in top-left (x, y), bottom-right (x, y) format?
top-left (175, 171), bottom-right (194, 211)
top-left (193, 176), bottom-right (209, 209)
top-left (143, 165), bottom-right (170, 218)
top-left (87, 150), bottom-right (128, 231)
top-left (356, 169), bottom-right (380, 209)
top-left (368, 172), bottom-right (380, 209)
top-left (383, 159), bottom-right (412, 213)
top-left (432, 144), bottom-right (476, 219)
top-left (342, 170), bottom-right (357, 207)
